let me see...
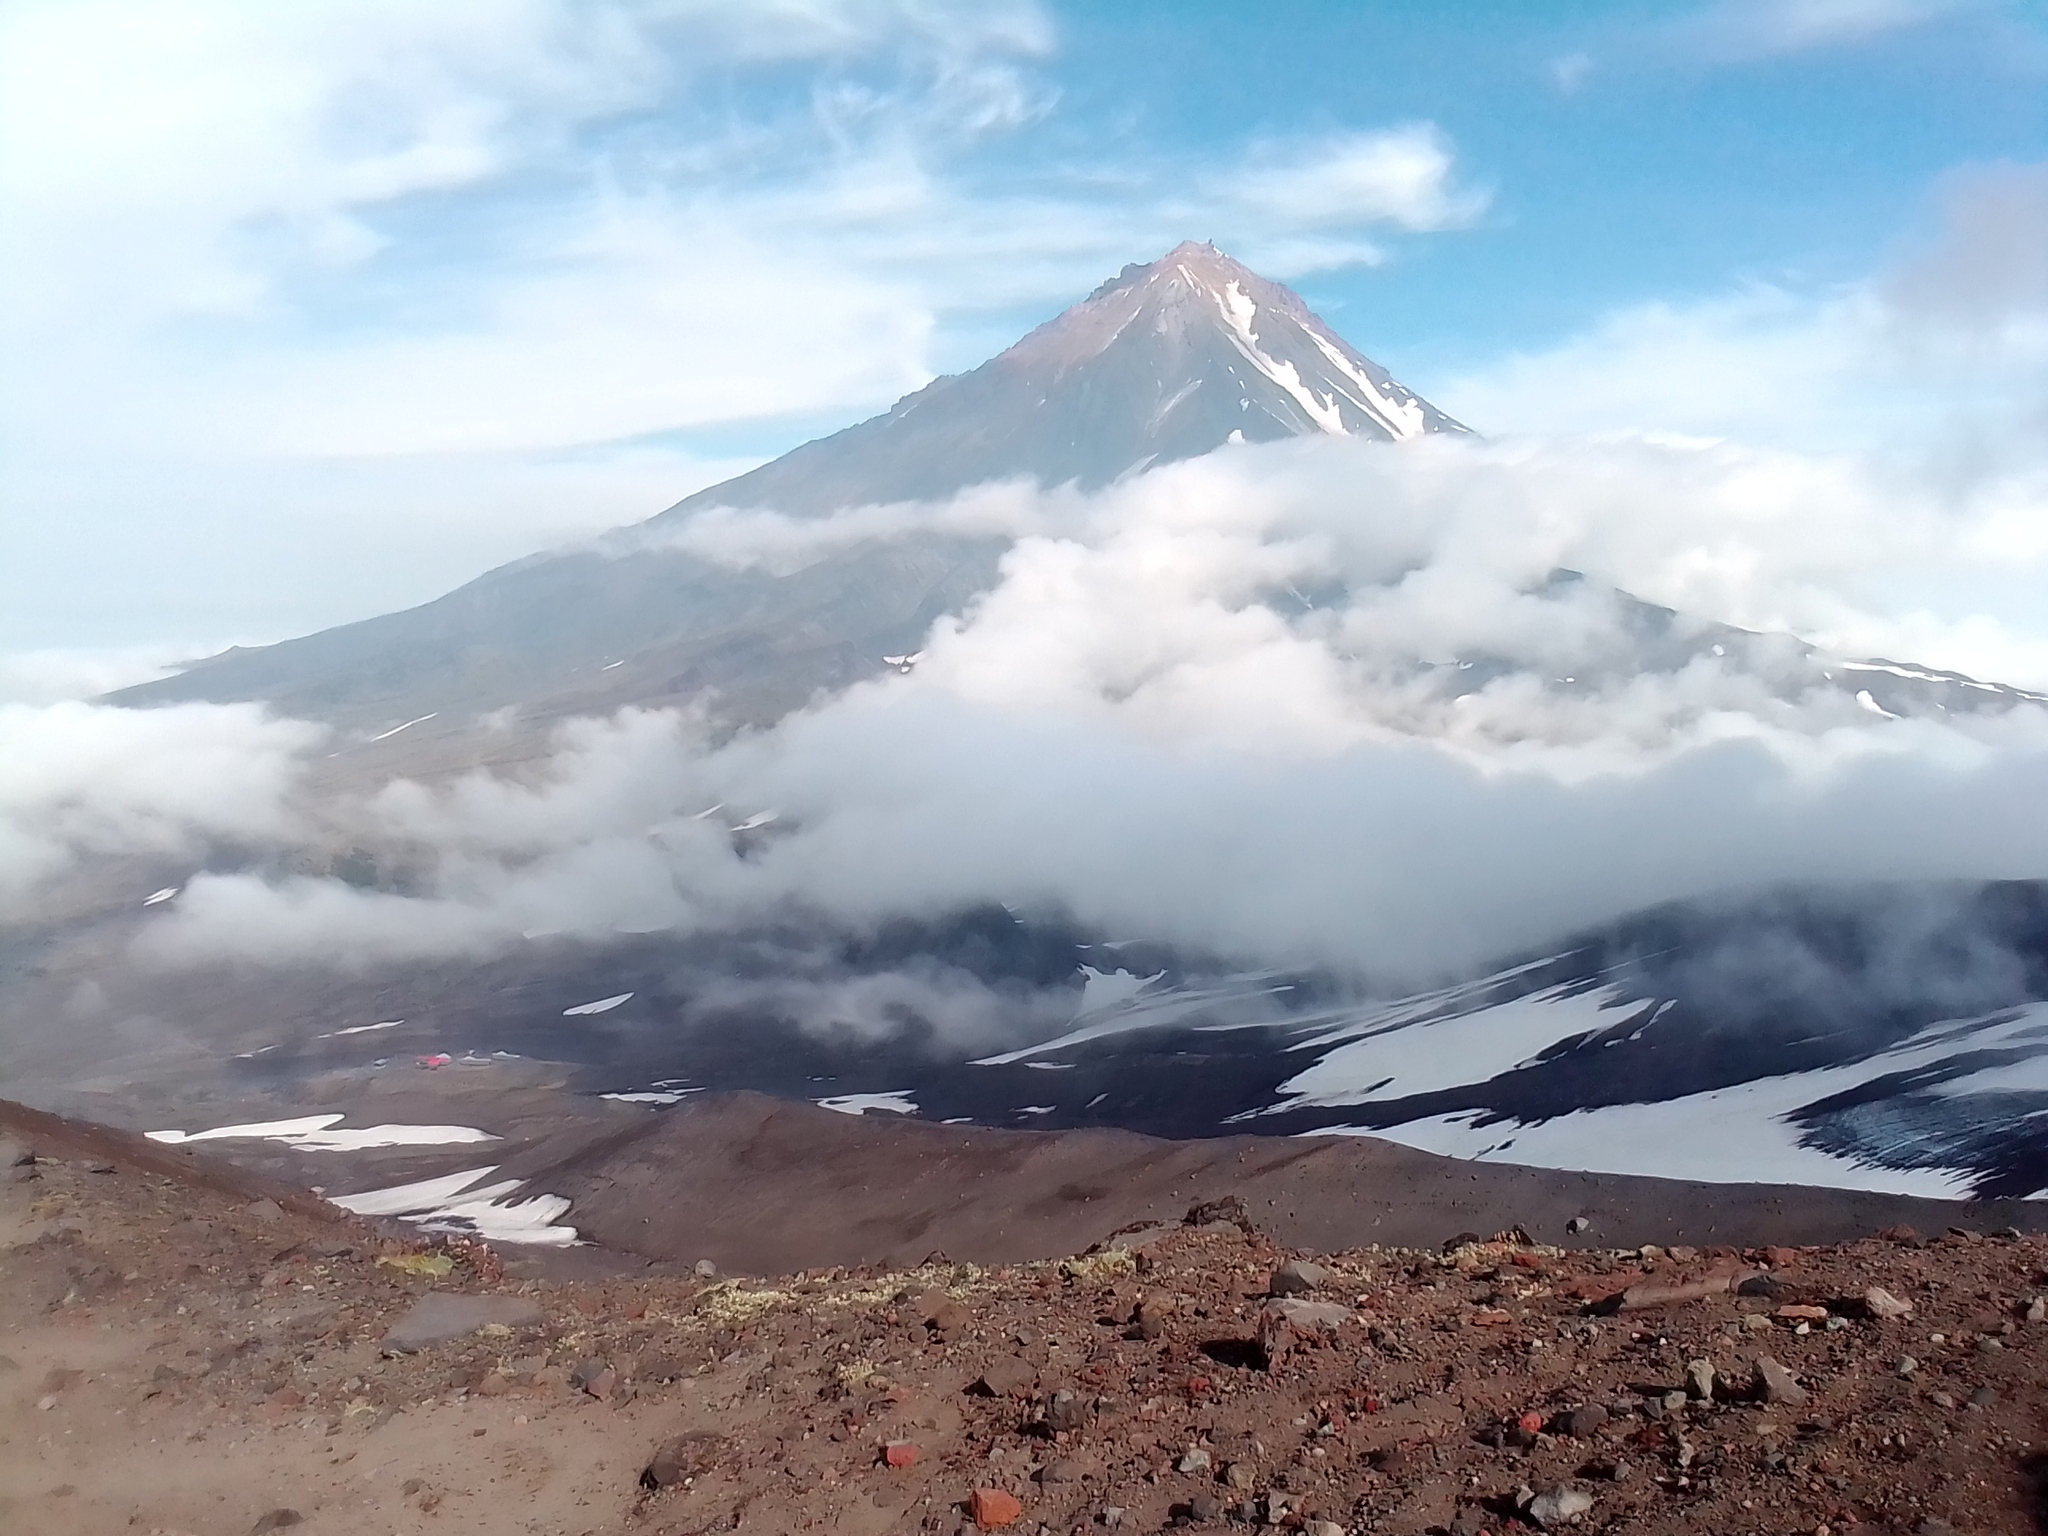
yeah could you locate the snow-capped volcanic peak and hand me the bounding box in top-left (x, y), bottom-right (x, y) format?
top-left (997, 241), bottom-right (1463, 449)
top-left (621, 241), bottom-right (1470, 525)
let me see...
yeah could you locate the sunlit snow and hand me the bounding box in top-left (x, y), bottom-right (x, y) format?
top-left (366, 712), bottom-right (437, 743)
top-left (316, 1020), bottom-right (404, 1039)
top-left (146, 1114), bottom-right (498, 1153)
top-left (329, 1166), bottom-right (577, 1246)
top-left (563, 992), bottom-right (634, 1016)
top-left (816, 1091), bottom-right (918, 1115)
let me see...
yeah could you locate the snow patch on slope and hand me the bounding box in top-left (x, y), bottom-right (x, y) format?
top-left (1265, 982), bottom-right (1649, 1111)
top-left (1210, 280), bottom-right (1347, 436)
top-left (146, 1114), bottom-right (498, 1153)
top-left (329, 1166), bottom-right (577, 1245)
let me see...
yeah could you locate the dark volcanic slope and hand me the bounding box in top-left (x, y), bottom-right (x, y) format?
top-left (510, 1092), bottom-right (2048, 1275)
top-left (109, 244), bottom-right (1462, 732)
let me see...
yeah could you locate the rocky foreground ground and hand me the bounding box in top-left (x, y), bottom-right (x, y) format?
top-left (4, 1119), bottom-right (2048, 1535)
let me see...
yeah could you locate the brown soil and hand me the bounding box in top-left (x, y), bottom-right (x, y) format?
top-left (6, 1101), bottom-right (2048, 1535)
top-left (528, 1092), bottom-right (2048, 1273)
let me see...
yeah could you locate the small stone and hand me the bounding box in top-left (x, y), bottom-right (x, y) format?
top-left (244, 1199), bottom-right (285, 1223)
top-left (642, 1431), bottom-right (723, 1488)
top-left (1262, 1298), bottom-right (1351, 1330)
top-left (970, 1487), bottom-right (1023, 1528)
top-left (1977, 1335), bottom-right (2005, 1355)
top-left (693, 1258), bottom-right (717, 1277)
top-left (1566, 1215), bottom-right (1593, 1234)
top-left (1450, 1510), bottom-right (1490, 1536)
top-left (1742, 1311), bottom-right (1773, 1333)
top-left (1186, 1491), bottom-right (1223, 1522)
top-left (1606, 1458), bottom-right (1633, 1483)
top-left (1177, 1447), bottom-right (1212, 1475)
top-left (1661, 1390), bottom-right (1689, 1415)
top-left (1268, 1260), bottom-right (1328, 1296)
top-left (1896, 1356), bottom-right (1919, 1378)
top-left (1040, 1455), bottom-right (1098, 1484)
top-left (477, 1371), bottom-right (509, 1397)
top-left (1526, 1484), bottom-right (1595, 1527)
top-left (1863, 1286), bottom-right (1914, 1320)
top-left (1224, 1461), bottom-right (1256, 1490)
top-left (2026, 1297), bottom-right (2046, 1324)
top-left (1100, 1507), bottom-right (1125, 1529)
top-left (884, 1442), bottom-right (919, 1468)
top-left (977, 1356), bottom-right (1037, 1397)
top-left (569, 1358), bottom-right (616, 1399)
top-left (249, 1512), bottom-right (302, 1534)
top-left (1044, 1389), bottom-right (1089, 1433)
top-left (1930, 1391), bottom-right (1956, 1409)
top-left (1304, 1522), bottom-right (1345, 1536)
top-left (1968, 1386), bottom-right (1998, 1409)
top-left (1753, 1356), bottom-right (1807, 1406)
top-left (1915, 1519), bottom-right (1957, 1535)
top-left (1133, 1291), bottom-right (1176, 1340)
top-left (924, 1296), bottom-right (972, 1336)
top-left (1776, 1304), bottom-right (1830, 1323)
top-left (1685, 1358), bottom-right (1715, 1399)
top-left (1563, 1403), bottom-right (1607, 1438)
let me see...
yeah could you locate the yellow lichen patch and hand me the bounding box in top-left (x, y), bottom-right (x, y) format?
top-left (377, 1252), bottom-right (455, 1278)
top-left (696, 1282), bottom-right (802, 1327)
top-left (835, 1357), bottom-right (878, 1388)
top-left (1058, 1249), bottom-right (1136, 1283)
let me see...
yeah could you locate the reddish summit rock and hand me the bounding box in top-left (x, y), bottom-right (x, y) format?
top-left (972, 1486), bottom-right (1023, 1527)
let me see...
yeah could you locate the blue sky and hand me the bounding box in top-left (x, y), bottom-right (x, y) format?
top-left (1, 0), bottom-right (2045, 687)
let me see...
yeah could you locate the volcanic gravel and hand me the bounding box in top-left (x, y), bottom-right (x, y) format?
top-left (6, 1112), bottom-right (2048, 1534)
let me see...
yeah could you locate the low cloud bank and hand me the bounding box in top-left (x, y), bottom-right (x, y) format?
top-left (0, 432), bottom-right (2009, 989)
top-left (0, 700), bottom-right (321, 918)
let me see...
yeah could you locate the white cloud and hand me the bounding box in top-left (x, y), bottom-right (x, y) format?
top-left (0, 700), bottom-right (321, 915)
top-left (104, 432), bottom-right (2048, 983)
top-left (0, 646), bottom-right (191, 705)
top-left (1674, 0), bottom-right (1973, 59)
top-left (1218, 126), bottom-right (1489, 237)
top-left (1884, 159), bottom-right (2048, 336)
top-left (1549, 52), bottom-right (1595, 93)
top-left (1432, 161), bottom-right (2048, 686)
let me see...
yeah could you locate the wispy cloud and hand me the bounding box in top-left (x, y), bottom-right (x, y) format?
top-left (1214, 126), bottom-right (1491, 237)
top-left (1671, 0), bottom-right (1975, 60)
